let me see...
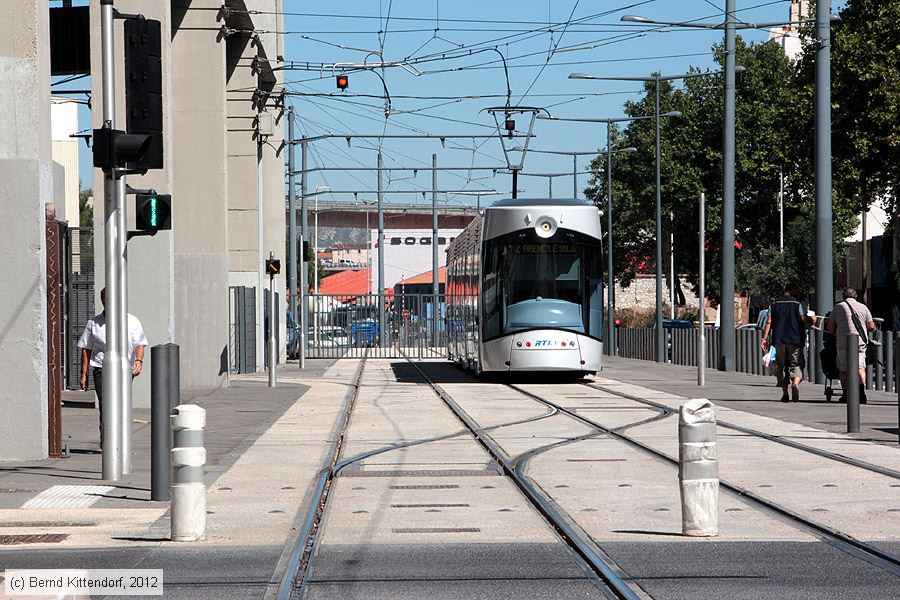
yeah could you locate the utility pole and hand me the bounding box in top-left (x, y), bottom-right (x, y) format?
top-left (654, 77), bottom-right (665, 363)
top-left (698, 192), bottom-right (706, 386)
top-left (719, 0), bottom-right (737, 371)
top-left (299, 141), bottom-right (307, 369)
top-left (670, 212), bottom-right (675, 319)
top-left (100, 0), bottom-right (124, 481)
top-left (815, 0), bottom-right (834, 316)
top-left (573, 154), bottom-right (578, 199)
top-left (606, 125), bottom-right (615, 356)
top-left (432, 154), bottom-right (439, 349)
top-left (287, 108), bottom-right (298, 329)
top-left (377, 151), bottom-right (386, 345)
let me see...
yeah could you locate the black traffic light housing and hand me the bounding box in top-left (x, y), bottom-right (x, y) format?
top-left (124, 18), bottom-right (164, 170)
top-left (266, 259), bottom-right (281, 276)
top-left (135, 193), bottom-right (172, 232)
top-left (336, 74), bottom-right (349, 90)
top-left (92, 126), bottom-right (153, 172)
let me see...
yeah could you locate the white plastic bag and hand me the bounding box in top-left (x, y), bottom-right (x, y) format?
top-left (762, 345), bottom-right (777, 374)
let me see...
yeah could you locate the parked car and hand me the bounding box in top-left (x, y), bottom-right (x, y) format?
top-left (737, 308), bottom-right (769, 330)
top-left (309, 326), bottom-right (350, 347)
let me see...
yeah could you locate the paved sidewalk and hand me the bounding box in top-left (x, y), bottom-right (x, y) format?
top-left (601, 355), bottom-right (900, 445)
top-left (0, 360), bottom-right (350, 599)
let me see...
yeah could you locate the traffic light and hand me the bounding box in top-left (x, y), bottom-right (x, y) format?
top-left (135, 193), bottom-right (171, 232)
top-left (92, 126), bottom-right (153, 171)
top-left (124, 18), bottom-right (163, 170)
top-left (504, 118), bottom-right (516, 138)
top-left (336, 74), bottom-right (349, 90)
top-left (266, 258), bottom-right (281, 276)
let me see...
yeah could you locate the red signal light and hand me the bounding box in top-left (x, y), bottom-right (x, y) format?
top-left (504, 118), bottom-right (515, 138)
top-left (336, 74), bottom-right (349, 90)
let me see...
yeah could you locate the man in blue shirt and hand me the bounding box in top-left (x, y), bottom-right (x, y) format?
top-left (760, 283), bottom-right (813, 402)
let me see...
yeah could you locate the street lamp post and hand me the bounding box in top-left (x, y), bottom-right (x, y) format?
top-left (570, 66), bottom-right (738, 363)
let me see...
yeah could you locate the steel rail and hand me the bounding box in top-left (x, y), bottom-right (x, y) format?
top-left (272, 356), bottom-right (367, 600)
top-left (509, 383), bottom-right (900, 576)
top-left (403, 358), bottom-right (645, 600)
top-left (587, 383), bottom-right (900, 480)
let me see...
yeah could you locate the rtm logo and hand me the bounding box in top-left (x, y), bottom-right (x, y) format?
top-left (533, 340), bottom-right (554, 347)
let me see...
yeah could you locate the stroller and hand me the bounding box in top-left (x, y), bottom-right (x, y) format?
top-left (819, 316), bottom-right (841, 401)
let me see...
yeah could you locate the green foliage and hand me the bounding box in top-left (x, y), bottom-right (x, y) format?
top-left (79, 183), bottom-right (93, 228)
top-left (584, 1), bottom-right (896, 307)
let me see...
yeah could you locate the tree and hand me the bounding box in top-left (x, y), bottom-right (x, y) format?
top-left (79, 183), bottom-right (93, 228)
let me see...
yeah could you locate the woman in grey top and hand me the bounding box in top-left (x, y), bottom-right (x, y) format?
top-left (826, 288), bottom-right (875, 403)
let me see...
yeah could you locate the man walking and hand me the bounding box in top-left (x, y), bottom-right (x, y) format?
top-left (827, 288), bottom-right (876, 404)
top-left (78, 288), bottom-right (149, 448)
top-left (761, 282), bottom-right (813, 402)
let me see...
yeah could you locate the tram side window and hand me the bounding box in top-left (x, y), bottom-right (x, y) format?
top-left (481, 242), bottom-right (501, 340)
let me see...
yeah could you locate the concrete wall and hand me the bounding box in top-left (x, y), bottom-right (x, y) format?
top-left (0, 0), bottom-right (52, 460)
top-left (90, 0), bottom-right (176, 408)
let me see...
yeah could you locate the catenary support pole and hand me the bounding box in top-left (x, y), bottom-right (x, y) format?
top-left (512, 169), bottom-right (518, 199)
top-left (268, 252), bottom-right (277, 388)
top-left (299, 141), bottom-right (308, 369)
top-left (573, 154), bottom-right (578, 199)
top-left (670, 212), bottom-right (675, 319)
top-left (698, 193), bottom-right (706, 386)
top-left (377, 151), bottom-right (386, 345)
top-left (100, 0), bottom-right (122, 481)
top-left (606, 125), bottom-right (615, 356)
top-left (815, 0), bottom-right (834, 318)
top-left (655, 78), bottom-right (665, 363)
top-left (846, 333), bottom-right (860, 433)
top-left (896, 332), bottom-right (900, 444)
top-left (719, 0), bottom-right (737, 371)
top-left (778, 167), bottom-right (784, 253)
top-left (287, 108), bottom-right (298, 328)
top-left (432, 154), bottom-right (439, 349)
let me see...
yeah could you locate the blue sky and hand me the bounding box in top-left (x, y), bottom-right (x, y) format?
top-left (63, 0), bottom-right (846, 205)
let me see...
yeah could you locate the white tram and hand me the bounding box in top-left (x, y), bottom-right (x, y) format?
top-left (446, 198), bottom-right (604, 375)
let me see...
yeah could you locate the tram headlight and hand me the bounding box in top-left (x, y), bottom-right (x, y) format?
top-left (535, 216), bottom-right (557, 238)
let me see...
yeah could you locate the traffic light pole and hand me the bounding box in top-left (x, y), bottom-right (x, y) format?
top-left (299, 140), bottom-right (308, 369)
top-left (100, 0), bottom-right (124, 481)
top-left (268, 252), bottom-right (277, 388)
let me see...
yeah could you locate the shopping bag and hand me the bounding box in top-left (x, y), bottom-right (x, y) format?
top-left (762, 346), bottom-right (777, 374)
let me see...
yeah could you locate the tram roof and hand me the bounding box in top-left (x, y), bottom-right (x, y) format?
top-left (489, 197), bottom-right (595, 208)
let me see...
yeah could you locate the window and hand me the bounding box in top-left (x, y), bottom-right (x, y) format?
top-left (438, 237), bottom-right (447, 245)
top-left (390, 237), bottom-right (402, 245)
top-left (420, 237), bottom-right (431, 245)
top-left (404, 237), bottom-right (416, 245)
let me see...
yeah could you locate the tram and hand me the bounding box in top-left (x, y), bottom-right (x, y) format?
top-left (446, 198), bottom-right (604, 375)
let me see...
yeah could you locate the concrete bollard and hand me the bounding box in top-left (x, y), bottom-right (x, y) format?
top-left (679, 398), bottom-right (719, 537)
top-left (170, 404), bottom-right (206, 541)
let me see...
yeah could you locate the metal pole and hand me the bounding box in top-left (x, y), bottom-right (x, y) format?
top-left (606, 125), bottom-right (614, 356)
top-left (512, 169), bottom-right (518, 199)
top-left (257, 92), bottom-right (266, 376)
top-left (719, 0), bottom-right (737, 371)
top-left (377, 151), bottom-right (386, 345)
top-left (151, 344), bottom-right (176, 501)
top-left (778, 167), bottom-right (784, 253)
top-left (287, 108), bottom-right (298, 326)
top-left (548, 176), bottom-right (553, 199)
top-left (670, 212), bottom-right (675, 319)
top-left (117, 174), bottom-right (131, 474)
top-left (299, 141), bottom-right (307, 369)
top-left (268, 252), bottom-right (277, 388)
top-left (896, 332), bottom-right (900, 444)
top-left (100, 0), bottom-right (122, 481)
top-left (432, 154), bottom-right (439, 350)
top-left (815, 0), bottom-right (834, 317)
top-left (573, 154), bottom-right (578, 199)
top-left (655, 78), bottom-right (665, 362)
top-left (699, 193), bottom-right (706, 386)
top-left (846, 333), bottom-right (860, 433)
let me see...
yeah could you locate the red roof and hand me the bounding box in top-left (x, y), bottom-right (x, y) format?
top-left (398, 266), bottom-right (446, 287)
top-left (317, 268), bottom-right (394, 300)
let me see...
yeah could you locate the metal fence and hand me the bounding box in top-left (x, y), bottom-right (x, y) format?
top-left (615, 326), bottom-right (899, 392)
top-left (229, 286), bottom-right (256, 374)
top-left (306, 293), bottom-right (447, 359)
top-left (65, 228), bottom-right (94, 390)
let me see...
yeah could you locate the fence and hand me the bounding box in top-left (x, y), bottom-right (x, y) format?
top-left (306, 293), bottom-right (446, 359)
top-left (229, 286), bottom-right (256, 374)
top-left (65, 227), bottom-right (95, 390)
top-left (615, 326), bottom-right (899, 392)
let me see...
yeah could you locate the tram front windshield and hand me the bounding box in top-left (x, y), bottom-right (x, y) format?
top-left (482, 230), bottom-right (602, 341)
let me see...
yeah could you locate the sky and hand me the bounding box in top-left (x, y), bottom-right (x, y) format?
top-left (61, 0), bottom-right (847, 207)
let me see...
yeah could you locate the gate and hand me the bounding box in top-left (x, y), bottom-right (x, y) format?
top-left (65, 227), bottom-right (95, 390)
top-left (229, 286), bottom-right (256, 373)
top-left (306, 293), bottom-right (446, 359)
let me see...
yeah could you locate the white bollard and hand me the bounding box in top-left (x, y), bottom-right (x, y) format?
top-left (678, 398), bottom-right (719, 536)
top-left (170, 404), bottom-right (206, 542)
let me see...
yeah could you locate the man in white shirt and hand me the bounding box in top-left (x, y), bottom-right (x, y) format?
top-left (77, 288), bottom-right (149, 448)
top-left (826, 288), bottom-right (876, 404)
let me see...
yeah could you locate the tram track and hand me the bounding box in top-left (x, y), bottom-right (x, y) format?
top-left (586, 382), bottom-right (900, 480)
top-left (508, 382), bottom-right (900, 578)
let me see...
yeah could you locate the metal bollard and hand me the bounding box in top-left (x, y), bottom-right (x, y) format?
top-left (846, 334), bottom-right (860, 434)
top-left (886, 332), bottom-right (894, 394)
top-left (171, 404), bottom-right (207, 541)
top-left (150, 344), bottom-right (180, 501)
top-left (679, 398), bottom-right (719, 537)
top-left (874, 330), bottom-right (883, 391)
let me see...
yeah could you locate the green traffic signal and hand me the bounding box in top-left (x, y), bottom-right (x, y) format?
top-left (136, 193), bottom-right (171, 232)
